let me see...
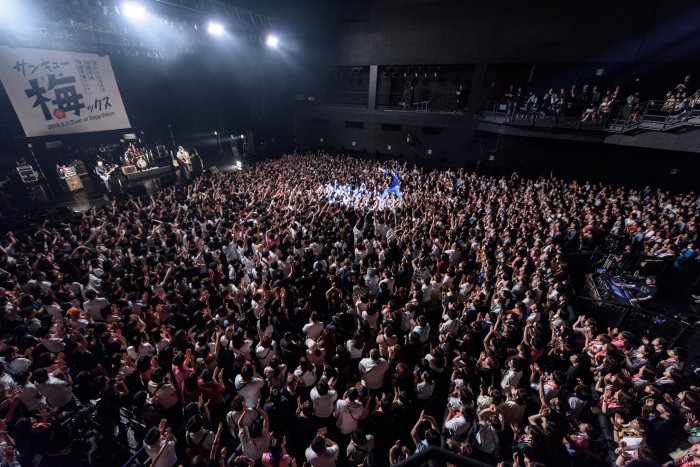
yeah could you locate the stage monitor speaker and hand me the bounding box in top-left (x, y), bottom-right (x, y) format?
top-left (209, 166), bottom-right (219, 174)
top-left (64, 175), bottom-right (83, 191)
top-left (121, 165), bottom-right (137, 175)
top-left (26, 184), bottom-right (48, 201)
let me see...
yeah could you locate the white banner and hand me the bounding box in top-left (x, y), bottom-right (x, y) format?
top-left (0, 46), bottom-right (131, 137)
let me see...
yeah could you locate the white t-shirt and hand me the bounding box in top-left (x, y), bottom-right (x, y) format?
top-left (40, 337), bottom-right (65, 354)
top-left (415, 381), bottom-right (435, 400)
top-left (335, 399), bottom-right (363, 434)
top-left (302, 322), bottom-right (324, 340)
top-left (37, 374), bottom-right (73, 408)
top-left (20, 382), bottom-right (46, 411)
top-left (145, 439), bottom-right (177, 467)
top-left (127, 343), bottom-right (156, 361)
top-left (358, 358), bottom-right (388, 390)
top-left (256, 343), bottom-right (277, 368)
top-left (234, 375), bottom-right (265, 407)
top-left (310, 388), bottom-right (337, 418)
top-left (445, 414), bottom-right (471, 436)
top-left (501, 370), bottom-right (523, 393)
top-left (305, 444), bottom-right (339, 467)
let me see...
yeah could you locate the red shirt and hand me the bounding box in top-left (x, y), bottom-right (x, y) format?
top-left (198, 379), bottom-right (224, 408)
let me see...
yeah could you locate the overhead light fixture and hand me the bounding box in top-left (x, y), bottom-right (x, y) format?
top-left (208, 22), bottom-right (224, 35)
top-left (266, 35), bottom-right (278, 47)
top-left (121, 2), bottom-right (145, 19)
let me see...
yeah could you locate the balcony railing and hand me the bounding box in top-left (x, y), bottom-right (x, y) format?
top-left (477, 98), bottom-right (700, 134)
top-left (377, 92), bottom-right (463, 112)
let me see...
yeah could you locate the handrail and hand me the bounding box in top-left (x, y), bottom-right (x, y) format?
top-left (478, 96), bottom-right (700, 133)
top-left (121, 446), bottom-right (146, 467)
top-left (377, 91), bottom-right (460, 111)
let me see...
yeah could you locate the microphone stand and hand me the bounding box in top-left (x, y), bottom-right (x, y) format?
top-left (189, 148), bottom-right (204, 172)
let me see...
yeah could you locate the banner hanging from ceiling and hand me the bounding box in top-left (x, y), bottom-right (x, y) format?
top-left (0, 46), bottom-right (131, 137)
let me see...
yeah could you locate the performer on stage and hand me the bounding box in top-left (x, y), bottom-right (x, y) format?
top-left (378, 167), bottom-right (403, 201)
top-left (95, 159), bottom-right (115, 193)
top-left (176, 146), bottom-right (192, 177)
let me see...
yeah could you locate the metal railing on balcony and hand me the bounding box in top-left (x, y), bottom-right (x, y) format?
top-left (476, 100), bottom-right (610, 130)
top-left (477, 98), bottom-right (700, 134)
top-left (606, 98), bottom-right (700, 132)
top-left (304, 91), bottom-right (369, 107)
top-left (377, 92), bottom-right (463, 112)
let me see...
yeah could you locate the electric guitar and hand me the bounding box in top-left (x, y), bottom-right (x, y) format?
top-left (99, 166), bottom-right (117, 181)
top-left (177, 150), bottom-right (191, 165)
top-left (170, 150), bottom-right (179, 167)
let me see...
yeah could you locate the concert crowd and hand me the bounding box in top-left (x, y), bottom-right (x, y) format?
top-left (0, 151), bottom-right (698, 467)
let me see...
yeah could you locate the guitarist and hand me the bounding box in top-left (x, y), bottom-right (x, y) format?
top-left (95, 159), bottom-right (115, 192)
top-left (176, 146), bottom-right (192, 178)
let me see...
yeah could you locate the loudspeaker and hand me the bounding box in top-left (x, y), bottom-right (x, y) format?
top-left (156, 145), bottom-right (168, 159)
top-left (17, 166), bottom-right (39, 183)
top-left (64, 175), bottom-right (83, 191)
top-left (121, 165), bottom-right (137, 175)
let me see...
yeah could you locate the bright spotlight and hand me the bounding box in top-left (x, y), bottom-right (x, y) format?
top-left (266, 35), bottom-right (278, 47)
top-left (208, 23), bottom-right (224, 36)
top-left (122, 2), bottom-right (145, 19)
top-left (240, 134), bottom-right (245, 138)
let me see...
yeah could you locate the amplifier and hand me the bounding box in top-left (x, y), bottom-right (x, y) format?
top-left (121, 165), bottom-right (137, 175)
top-left (17, 165), bottom-right (39, 183)
top-left (156, 145), bottom-right (168, 159)
top-left (65, 175), bottom-right (83, 191)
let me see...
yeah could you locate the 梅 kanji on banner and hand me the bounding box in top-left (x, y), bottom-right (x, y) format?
top-left (0, 46), bottom-right (131, 137)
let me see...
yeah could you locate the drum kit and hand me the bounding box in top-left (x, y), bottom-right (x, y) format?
top-left (122, 143), bottom-right (154, 170)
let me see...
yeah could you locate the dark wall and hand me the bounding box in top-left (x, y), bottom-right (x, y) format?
top-left (329, 0), bottom-right (700, 66)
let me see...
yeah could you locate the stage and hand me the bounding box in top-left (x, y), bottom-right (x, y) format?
top-left (122, 165), bottom-right (172, 181)
top-left (1, 163), bottom-right (189, 219)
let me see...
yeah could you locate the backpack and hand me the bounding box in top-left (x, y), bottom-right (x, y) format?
top-left (186, 430), bottom-right (211, 460)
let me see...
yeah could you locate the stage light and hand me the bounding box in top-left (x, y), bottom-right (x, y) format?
top-left (121, 2), bottom-right (145, 19)
top-left (214, 131), bottom-right (218, 136)
top-left (208, 22), bottom-right (224, 35)
top-left (266, 35), bottom-right (278, 47)
top-left (241, 134), bottom-right (245, 139)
